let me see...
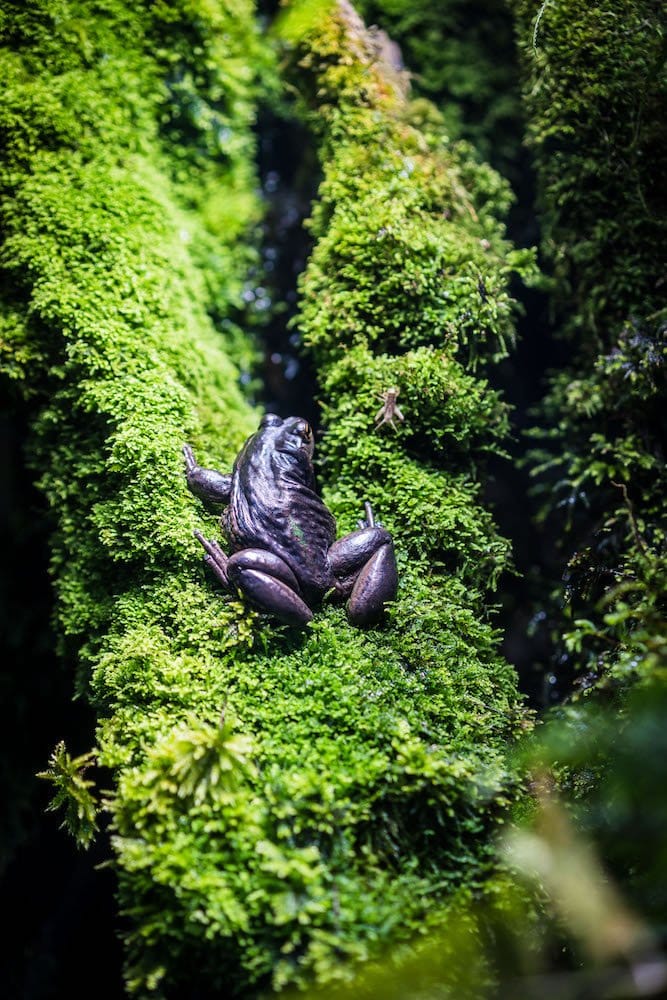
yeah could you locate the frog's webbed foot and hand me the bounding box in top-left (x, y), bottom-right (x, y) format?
top-left (183, 445), bottom-right (232, 505)
top-left (329, 503), bottom-right (398, 626)
top-left (195, 534), bottom-right (312, 626)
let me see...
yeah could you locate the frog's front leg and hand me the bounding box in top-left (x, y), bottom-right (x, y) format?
top-left (329, 503), bottom-right (398, 626)
top-left (195, 533), bottom-right (313, 627)
top-left (183, 445), bottom-right (232, 505)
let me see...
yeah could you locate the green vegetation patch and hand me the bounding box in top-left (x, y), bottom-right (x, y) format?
top-left (2, 0), bottom-right (536, 995)
top-left (512, 0), bottom-right (667, 692)
top-left (513, 0), bottom-right (666, 336)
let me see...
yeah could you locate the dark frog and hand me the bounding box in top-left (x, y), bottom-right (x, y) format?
top-left (183, 414), bottom-right (398, 627)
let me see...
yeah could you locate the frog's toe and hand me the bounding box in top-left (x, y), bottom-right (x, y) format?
top-left (195, 530), bottom-right (229, 586)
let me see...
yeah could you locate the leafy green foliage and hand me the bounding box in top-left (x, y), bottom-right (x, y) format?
top-left (528, 314), bottom-right (667, 689)
top-left (37, 741), bottom-right (99, 848)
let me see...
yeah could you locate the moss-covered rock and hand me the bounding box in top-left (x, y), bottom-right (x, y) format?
top-left (512, 0), bottom-right (667, 692)
top-left (0, 0), bottom-right (266, 988)
top-left (2, 0), bottom-right (535, 994)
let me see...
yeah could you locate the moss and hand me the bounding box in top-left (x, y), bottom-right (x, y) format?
top-left (354, 0), bottom-right (525, 175)
top-left (513, 0), bottom-right (665, 337)
top-left (0, 0), bottom-right (265, 986)
top-left (278, 0), bottom-right (535, 583)
top-left (511, 0), bottom-right (667, 693)
top-left (3, 0), bottom-right (534, 995)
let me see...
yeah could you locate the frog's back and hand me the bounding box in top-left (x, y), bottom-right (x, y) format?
top-left (225, 422), bottom-right (336, 598)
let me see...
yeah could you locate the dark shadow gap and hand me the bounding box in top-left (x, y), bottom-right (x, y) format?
top-left (252, 107), bottom-right (321, 431)
top-left (0, 401), bottom-right (124, 999)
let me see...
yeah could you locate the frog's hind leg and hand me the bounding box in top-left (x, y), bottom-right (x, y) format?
top-left (226, 549), bottom-right (313, 627)
top-left (329, 505), bottom-right (398, 626)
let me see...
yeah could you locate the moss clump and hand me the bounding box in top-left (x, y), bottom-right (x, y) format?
top-left (512, 0), bottom-right (667, 692)
top-left (278, 0), bottom-right (536, 580)
top-left (3, 0), bottom-right (534, 995)
top-left (0, 0), bottom-right (269, 685)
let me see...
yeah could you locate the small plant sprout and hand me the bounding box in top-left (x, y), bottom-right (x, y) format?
top-left (37, 741), bottom-right (99, 849)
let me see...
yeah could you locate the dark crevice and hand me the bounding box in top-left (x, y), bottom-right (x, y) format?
top-left (0, 401), bottom-right (123, 999)
top-left (252, 107), bottom-right (321, 429)
top-left (483, 133), bottom-right (568, 707)
top-left (486, 276), bottom-right (570, 707)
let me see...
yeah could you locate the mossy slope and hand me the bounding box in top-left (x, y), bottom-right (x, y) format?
top-left (0, 0), bottom-right (263, 989)
top-left (512, 0), bottom-right (666, 690)
top-left (3, 0), bottom-right (532, 995)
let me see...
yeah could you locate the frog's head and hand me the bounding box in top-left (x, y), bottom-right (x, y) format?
top-left (258, 414), bottom-right (315, 465)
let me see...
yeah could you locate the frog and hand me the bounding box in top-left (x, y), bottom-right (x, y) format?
top-left (183, 414), bottom-right (398, 627)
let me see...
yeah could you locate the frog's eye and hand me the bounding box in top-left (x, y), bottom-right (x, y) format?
top-left (260, 413), bottom-right (282, 429)
top-left (296, 421), bottom-right (313, 441)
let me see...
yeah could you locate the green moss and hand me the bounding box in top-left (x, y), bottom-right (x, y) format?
top-left (2, 0), bottom-right (535, 994)
top-left (0, 0), bottom-right (265, 987)
top-left (0, 0), bottom-right (266, 640)
top-left (37, 741), bottom-right (99, 848)
top-left (513, 0), bottom-right (666, 336)
top-left (354, 0), bottom-right (525, 174)
top-left (512, 0), bottom-right (667, 692)
top-left (278, 0), bottom-right (536, 588)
